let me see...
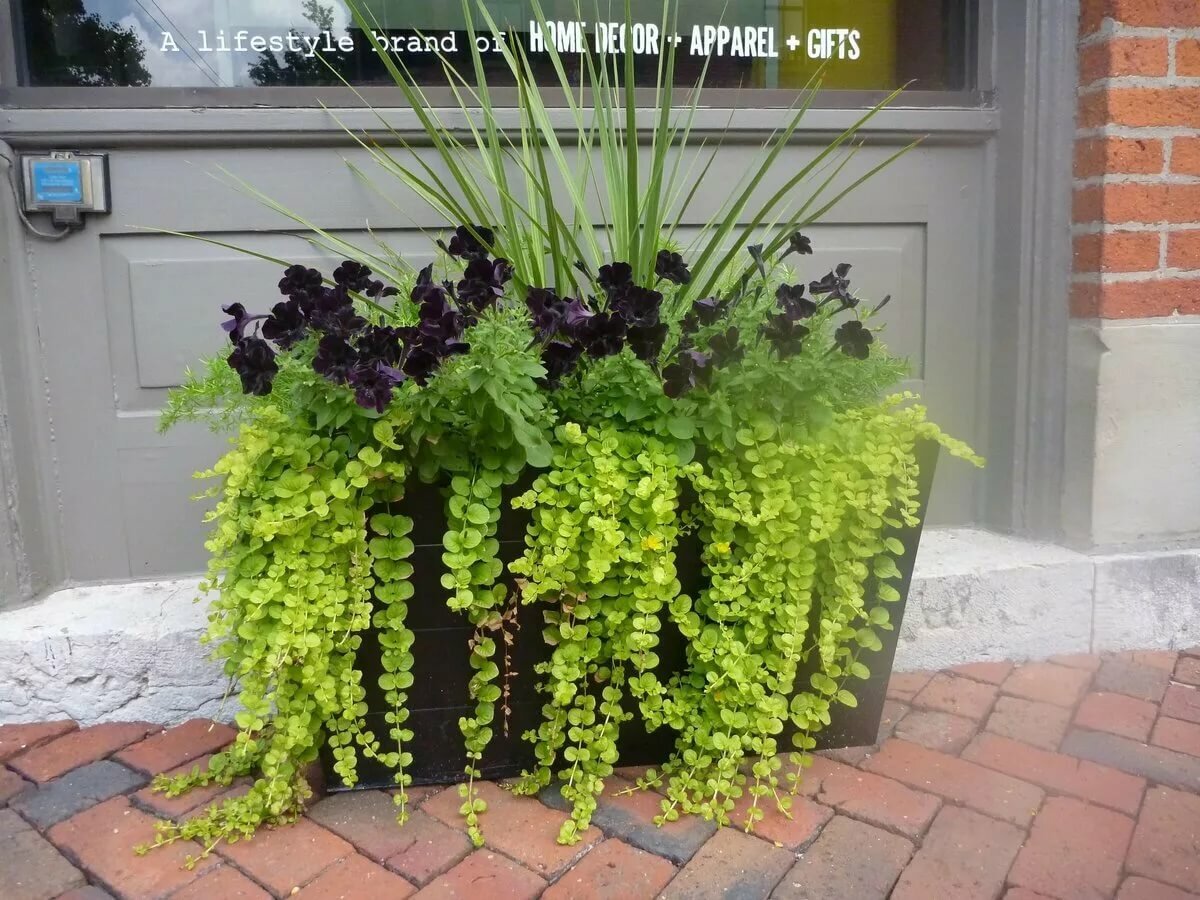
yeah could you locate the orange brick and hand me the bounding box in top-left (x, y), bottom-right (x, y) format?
top-left (1079, 37), bottom-right (1169, 83)
top-left (1167, 231), bottom-right (1200, 269)
top-left (1080, 0), bottom-right (1200, 28)
top-left (1074, 232), bottom-right (1161, 273)
top-left (1078, 90), bottom-right (1110, 129)
top-left (9, 722), bottom-right (156, 784)
top-left (423, 781), bottom-right (602, 878)
top-left (1087, 183), bottom-right (1200, 225)
top-left (1177, 38), bottom-right (1200, 76)
top-left (1151, 717), bottom-right (1200, 757)
top-left (886, 671), bottom-right (934, 702)
top-left (1076, 138), bottom-right (1164, 178)
top-left (1001, 662), bottom-right (1092, 708)
top-left (294, 854), bottom-right (416, 899)
top-left (862, 740), bottom-right (1044, 827)
top-left (544, 839), bottom-right (676, 900)
top-left (963, 733), bottom-right (1146, 815)
top-left (1105, 88), bottom-right (1200, 128)
top-left (949, 661), bottom-right (1015, 685)
top-left (114, 719), bottom-right (235, 775)
top-left (1073, 185), bottom-right (1104, 224)
top-left (1173, 137), bottom-right (1200, 176)
top-left (1074, 692), bottom-right (1158, 741)
top-left (217, 818), bottom-right (353, 896)
top-left (1095, 279), bottom-right (1200, 317)
top-left (912, 674), bottom-right (998, 721)
top-left (1009, 797), bottom-right (1134, 900)
top-left (1071, 282), bottom-right (1100, 317)
top-left (47, 797), bottom-right (217, 897)
top-left (0, 721), bottom-right (77, 763)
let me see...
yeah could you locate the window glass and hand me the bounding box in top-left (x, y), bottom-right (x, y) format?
top-left (19, 1), bottom-right (972, 91)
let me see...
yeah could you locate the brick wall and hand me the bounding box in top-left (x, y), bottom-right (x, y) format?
top-left (1072, 0), bottom-right (1200, 318)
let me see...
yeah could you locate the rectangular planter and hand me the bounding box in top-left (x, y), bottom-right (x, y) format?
top-left (324, 440), bottom-right (938, 790)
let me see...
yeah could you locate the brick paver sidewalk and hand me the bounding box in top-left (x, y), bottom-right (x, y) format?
top-left (2, 648), bottom-right (1199, 899)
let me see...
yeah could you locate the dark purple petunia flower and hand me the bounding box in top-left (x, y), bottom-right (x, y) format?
top-left (227, 336), bottom-right (278, 396)
top-left (597, 262), bottom-right (633, 295)
top-left (312, 334), bottom-right (359, 384)
top-left (411, 264), bottom-right (446, 306)
top-left (775, 283), bottom-right (817, 321)
top-left (834, 320), bottom-right (874, 360)
top-left (526, 287), bottom-right (567, 339)
top-left (457, 256), bottom-right (512, 313)
top-left (355, 325), bottom-right (403, 367)
top-left (349, 361), bottom-right (405, 413)
top-left (278, 264), bottom-right (323, 300)
top-left (690, 297), bottom-right (727, 327)
top-left (655, 250), bottom-right (691, 285)
top-left (562, 297), bottom-right (595, 335)
top-left (308, 286), bottom-right (367, 337)
top-left (810, 263), bottom-right (853, 304)
top-left (662, 349), bottom-right (712, 398)
top-left (627, 322), bottom-right (669, 363)
top-left (707, 327), bottom-right (744, 367)
top-left (221, 303), bottom-right (266, 344)
top-left (576, 311), bottom-right (628, 359)
top-left (445, 225), bottom-right (495, 259)
top-left (611, 284), bottom-right (663, 329)
top-left (401, 345), bottom-right (442, 385)
top-left (786, 232), bottom-right (813, 256)
top-left (332, 261), bottom-right (376, 294)
top-left (760, 314), bottom-right (810, 358)
top-left (261, 298), bottom-right (309, 349)
top-left (540, 340), bottom-right (584, 388)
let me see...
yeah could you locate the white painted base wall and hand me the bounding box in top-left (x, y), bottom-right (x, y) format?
top-left (1, 528), bottom-right (1198, 726)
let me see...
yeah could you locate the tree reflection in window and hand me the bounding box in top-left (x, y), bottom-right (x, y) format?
top-left (248, 0), bottom-right (354, 86)
top-left (25, 0), bottom-right (150, 86)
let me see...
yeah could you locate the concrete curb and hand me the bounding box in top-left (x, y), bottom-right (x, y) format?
top-left (1, 529), bottom-right (1197, 726)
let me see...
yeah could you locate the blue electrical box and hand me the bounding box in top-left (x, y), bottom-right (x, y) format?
top-left (30, 160), bottom-right (85, 205)
top-left (20, 152), bottom-right (111, 224)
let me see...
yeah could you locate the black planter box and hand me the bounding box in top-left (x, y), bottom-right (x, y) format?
top-left (324, 441), bottom-right (938, 790)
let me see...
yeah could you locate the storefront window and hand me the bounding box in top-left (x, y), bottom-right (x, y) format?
top-left (18, 0), bottom-right (972, 91)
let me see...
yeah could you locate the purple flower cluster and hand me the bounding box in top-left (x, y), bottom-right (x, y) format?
top-left (223, 237), bottom-right (517, 410)
top-left (526, 261), bottom-right (671, 388)
top-left (220, 227), bottom-right (880, 413)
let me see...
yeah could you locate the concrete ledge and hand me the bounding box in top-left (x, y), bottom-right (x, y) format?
top-left (896, 529), bottom-right (1094, 670)
top-left (1, 529), bottom-right (1197, 726)
top-left (0, 578), bottom-right (226, 725)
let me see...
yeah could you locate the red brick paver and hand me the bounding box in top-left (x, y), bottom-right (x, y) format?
top-left (891, 806), bottom-right (1024, 900)
top-left (912, 673), bottom-right (998, 721)
top-left (48, 796), bottom-right (217, 897)
top-left (963, 732), bottom-right (1146, 815)
top-left (1126, 787), bottom-right (1200, 894)
top-left (1002, 662), bottom-right (1093, 708)
top-left (9, 722), bottom-right (156, 784)
top-left (1162, 684), bottom-right (1200, 725)
top-left (543, 839), bottom-right (675, 900)
top-left (659, 827), bottom-right (793, 899)
top-left (1008, 796), bottom-right (1135, 900)
top-left (217, 817), bottom-right (353, 896)
top-left (986, 695), bottom-right (1072, 751)
top-left (1075, 692), bottom-right (1158, 741)
top-left (114, 719), bottom-right (236, 775)
top-left (294, 854), bottom-right (416, 899)
top-left (1152, 717), bottom-right (1200, 757)
top-left (863, 739), bottom-right (1044, 826)
top-left (0, 720), bottom-right (77, 763)
top-left (7, 649), bottom-right (1200, 899)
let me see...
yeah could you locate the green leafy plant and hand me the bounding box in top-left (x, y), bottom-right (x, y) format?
top-left (147, 0), bottom-right (982, 864)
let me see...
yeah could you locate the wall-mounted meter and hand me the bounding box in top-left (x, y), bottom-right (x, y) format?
top-left (20, 151), bottom-right (111, 228)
